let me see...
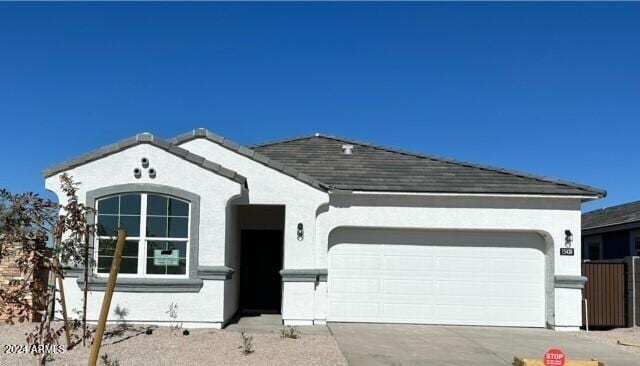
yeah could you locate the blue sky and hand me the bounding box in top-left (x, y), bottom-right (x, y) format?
top-left (0, 2), bottom-right (637, 212)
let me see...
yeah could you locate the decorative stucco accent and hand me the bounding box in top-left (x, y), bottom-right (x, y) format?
top-left (197, 266), bottom-right (234, 280)
top-left (86, 183), bottom-right (201, 279)
top-left (76, 277), bottom-right (203, 293)
top-left (171, 128), bottom-right (330, 192)
top-left (42, 133), bottom-right (247, 187)
top-left (280, 269), bottom-right (327, 282)
top-left (555, 275), bottom-right (588, 289)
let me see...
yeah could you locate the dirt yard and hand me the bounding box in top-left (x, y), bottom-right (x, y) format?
top-left (576, 327), bottom-right (640, 356)
top-left (0, 323), bottom-right (347, 366)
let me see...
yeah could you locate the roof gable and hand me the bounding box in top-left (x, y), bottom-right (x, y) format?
top-left (251, 134), bottom-right (605, 197)
top-left (43, 133), bottom-right (247, 186)
top-left (171, 129), bottom-right (329, 191)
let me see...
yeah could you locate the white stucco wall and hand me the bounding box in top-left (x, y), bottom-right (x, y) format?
top-left (46, 143), bottom-right (243, 327)
top-left (178, 138), bottom-right (329, 269)
top-left (178, 139), bottom-right (329, 322)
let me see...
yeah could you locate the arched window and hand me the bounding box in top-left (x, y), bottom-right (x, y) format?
top-left (96, 193), bottom-right (190, 277)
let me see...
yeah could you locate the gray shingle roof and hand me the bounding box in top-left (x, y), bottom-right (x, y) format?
top-left (251, 134), bottom-right (605, 197)
top-left (583, 201), bottom-right (640, 230)
top-left (42, 133), bottom-right (247, 186)
top-left (44, 129), bottom-right (605, 198)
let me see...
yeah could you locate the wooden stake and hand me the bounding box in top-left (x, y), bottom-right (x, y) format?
top-left (56, 273), bottom-right (72, 348)
top-left (82, 227), bottom-right (90, 347)
top-left (87, 228), bottom-right (127, 366)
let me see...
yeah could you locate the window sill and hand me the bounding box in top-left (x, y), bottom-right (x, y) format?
top-left (76, 277), bottom-right (203, 293)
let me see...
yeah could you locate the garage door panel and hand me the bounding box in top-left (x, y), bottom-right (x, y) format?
top-left (486, 282), bottom-right (541, 299)
top-left (437, 280), bottom-right (488, 296)
top-left (331, 253), bottom-right (380, 270)
top-left (382, 279), bottom-right (434, 295)
top-left (328, 229), bottom-right (546, 327)
top-left (490, 257), bottom-right (541, 272)
top-left (384, 255), bottom-right (434, 271)
top-left (331, 277), bottom-right (380, 294)
top-left (382, 303), bottom-right (434, 320)
top-left (436, 257), bottom-right (488, 273)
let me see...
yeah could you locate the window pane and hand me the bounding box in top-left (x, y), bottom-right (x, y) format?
top-left (168, 242), bottom-right (187, 257)
top-left (97, 256), bottom-right (112, 273)
top-left (98, 196), bottom-right (118, 215)
top-left (98, 239), bottom-right (116, 256)
top-left (146, 258), bottom-right (166, 274)
top-left (97, 256), bottom-right (138, 274)
top-left (168, 217), bottom-right (188, 238)
top-left (146, 241), bottom-right (186, 258)
top-left (100, 240), bottom-right (138, 257)
top-left (166, 259), bottom-right (187, 275)
top-left (146, 217), bottom-right (167, 237)
top-left (119, 215), bottom-right (140, 237)
top-left (588, 243), bottom-right (600, 260)
top-left (147, 195), bottom-right (167, 216)
top-left (97, 215), bottom-right (118, 236)
top-left (119, 257), bottom-right (138, 274)
top-left (147, 241), bottom-right (167, 253)
top-left (123, 240), bottom-right (139, 257)
top-left (120, 194), bottom-right (141, 215)
top-left (168, 198), bottom-right (188, 217)
top-left (146, 241), bottom-right (186, 275)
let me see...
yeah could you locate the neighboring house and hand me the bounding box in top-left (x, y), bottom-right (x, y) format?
top-left (582, 201), bottom-right (640, 260)
top-left (44, 129), bottom-right (605, 331)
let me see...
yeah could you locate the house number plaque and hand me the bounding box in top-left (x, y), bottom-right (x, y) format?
top-left (559, 248), bottom-right (574, 256)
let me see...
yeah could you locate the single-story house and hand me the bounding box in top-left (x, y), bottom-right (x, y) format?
top-left (582, 201), bottom-right (640, 260)
top-left (44, 129), bottom-right (605, 331)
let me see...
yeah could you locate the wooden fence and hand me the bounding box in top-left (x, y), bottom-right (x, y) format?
top-left (582, 261), bottom-right (626, 328)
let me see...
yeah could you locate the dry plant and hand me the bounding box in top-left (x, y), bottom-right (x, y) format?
top-left (0, 174), bottom-right (94, 364)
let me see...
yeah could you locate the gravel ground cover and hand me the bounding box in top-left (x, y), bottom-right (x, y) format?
top-left (576, 327), bottom-right (640, 356)
top-left (0, 323), bottom-right (347, 366)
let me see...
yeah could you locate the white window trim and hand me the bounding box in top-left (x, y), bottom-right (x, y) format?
top-left (585, 235), bottom-right (603, 261)
top-left (95, 193), bottom-right (191, 279)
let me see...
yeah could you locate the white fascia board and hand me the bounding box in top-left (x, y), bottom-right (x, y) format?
top-left (332, 190), bottom-right (598, 201)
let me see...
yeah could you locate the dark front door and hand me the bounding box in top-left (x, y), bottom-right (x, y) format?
top-left (240, 230), bottom-right (283, 312)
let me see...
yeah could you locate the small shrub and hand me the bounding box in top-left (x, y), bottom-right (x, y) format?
top-left (239, 331), bottom-right (254, 355)
top-left (166, 302), bottom-right (182, 332)
top-left (281, 326), bottom-right (299, 339)
top-left (100, 353), bottom-right (120, 366)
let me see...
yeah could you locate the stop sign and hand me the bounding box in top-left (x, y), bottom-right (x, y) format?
top-left (544, 348), bottom-right (566, 366)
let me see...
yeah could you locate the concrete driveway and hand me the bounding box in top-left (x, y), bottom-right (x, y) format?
top-left (328, 323), bottom-right (640, 366)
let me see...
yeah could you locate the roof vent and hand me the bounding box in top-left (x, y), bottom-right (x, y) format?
top-left (342, 144), bottom-right (354, 155)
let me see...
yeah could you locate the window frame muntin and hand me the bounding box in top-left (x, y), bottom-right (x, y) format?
top-left (95, 192), bottom-right (191, 279)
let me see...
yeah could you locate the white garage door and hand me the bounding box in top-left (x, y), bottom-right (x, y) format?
top-left (328, 229), bottom-right (546, 327)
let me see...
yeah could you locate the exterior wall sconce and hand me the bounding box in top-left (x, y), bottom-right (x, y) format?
top-left (297, 223), bottom-right (304, 241)
top-left (141, 157), bottom-right (150, 168)
top-left (564, 230), bottom-right (573, 248)
top-left (148, 168), bottom-right (156, 178)
top-left (133, 168), bottom-right (142, 179)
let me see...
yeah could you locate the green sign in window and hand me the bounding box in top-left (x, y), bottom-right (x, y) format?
top-left (154, 249), bottom-right (179, 267)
